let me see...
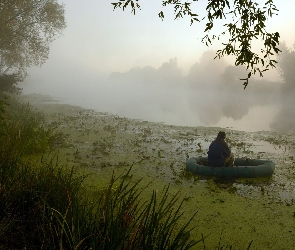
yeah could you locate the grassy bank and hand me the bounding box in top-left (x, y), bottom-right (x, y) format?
top-left (2, 93), bottom-right (295, 249)
top-left (0, 96), bottom-right (201, 249)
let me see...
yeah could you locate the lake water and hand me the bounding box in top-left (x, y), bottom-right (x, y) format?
top-left (22, 79), bottom-right (279, 133)
top-left (22, 93), bottom-right (295, 249)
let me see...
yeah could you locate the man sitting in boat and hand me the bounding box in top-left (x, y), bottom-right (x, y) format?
top-left (207, 131), bottom-right (234, 167)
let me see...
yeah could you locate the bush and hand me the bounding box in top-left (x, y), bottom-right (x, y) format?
top-left (0, 157), bottom-right (198, 249)
top-left (0, 96), bottom-right (66, 164)
top-left (0, 157), bottom-right (86, 249)
top-left (0, 95), bottom-right (250, 249)
top-left (0, 98), bottom-right (197, 248)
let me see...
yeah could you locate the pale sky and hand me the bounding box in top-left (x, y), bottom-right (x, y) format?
top-left (40, 0), bottom-right (295, 75)
top-left (41, 0), bottom-right (210, 74)
top-left (23, 0), bottom-right (295, 132)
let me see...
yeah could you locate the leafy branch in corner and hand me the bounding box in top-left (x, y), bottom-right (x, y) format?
top-left (111, 0), bottom-right (281, 88)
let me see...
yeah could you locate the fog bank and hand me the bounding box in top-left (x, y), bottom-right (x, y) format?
top-left (22, 49), bottom-right (288, 132)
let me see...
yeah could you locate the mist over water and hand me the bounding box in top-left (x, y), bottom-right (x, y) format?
top-left (270, 43), bottom-right (295, 132)
top-left (23, 47), bottom-right (295, 133)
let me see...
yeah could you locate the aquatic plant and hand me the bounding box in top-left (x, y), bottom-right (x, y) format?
top-left (0, 97), bottom-right (66, 161)
top-left (0, 97), bottom-right (199, 249)
top-left (0, 156), bottom-right (87, 249)
top-left (197, 142), bottom-right (203, 153)
top-left (0, 94), bottom-right (268, 249)
top-left (0, 155), bottom-right (199, 249)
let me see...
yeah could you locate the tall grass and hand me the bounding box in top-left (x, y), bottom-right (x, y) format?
top-left (0, 96), bottom-right (252, 249)
top-left (0, 157), bottom-right (85, 248)
top-left (0, 96), bottom-right (65, 162)
top-left (0, 157), bottom-right (198, 249)
top-left (0, 96), bottom-right (198, 249)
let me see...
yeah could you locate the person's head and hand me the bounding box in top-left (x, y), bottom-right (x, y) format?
top-left (217, 131), bottom-right (226, 140)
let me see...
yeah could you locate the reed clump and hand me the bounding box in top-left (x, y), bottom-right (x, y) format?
top-left (0, 97), bottom-right (198, 249)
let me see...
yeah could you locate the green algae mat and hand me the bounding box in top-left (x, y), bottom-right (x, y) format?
top-left (22, 93), bottom-right (295, 249)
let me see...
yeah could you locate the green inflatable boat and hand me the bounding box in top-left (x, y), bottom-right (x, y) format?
top-left (186, 157), bottom-right (275, 178)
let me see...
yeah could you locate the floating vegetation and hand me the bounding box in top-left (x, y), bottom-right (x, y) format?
top-left (18, 93), bottom-right (295, 250)
top-left (196, 142), bottom-right (203, 153)
top-left (24, 93), bottom-right (295, 205)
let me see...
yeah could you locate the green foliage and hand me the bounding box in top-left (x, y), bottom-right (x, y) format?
top-left (0, 97), bottom-right (198, 249)
top-left (0, 157), bottom-right (87, 249)
top-left (0, 73), bottom-right (22, 95)
top-left (0, 97), bottom-right (66, 163)
top-left (0, 97), bottom-right (7, 127)
top-left (0, 95), bottom-right (256, 249)
top-left (111, 0), bottom-right (281, 88)
top-left (0, 155), bottom-right (198, 249)
top-left (0, 0), bottom-right (66, 79)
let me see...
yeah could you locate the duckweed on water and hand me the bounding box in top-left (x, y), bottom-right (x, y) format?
top-left (0, 96), bottom-right (201, 249)
top-left (19, 94), bottom-right (295, 249)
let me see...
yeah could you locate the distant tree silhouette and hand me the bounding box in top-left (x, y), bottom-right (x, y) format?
top-left (271, 42), bottom-right (295, 132)
top-left (112, 0), bottom-right (281, 88)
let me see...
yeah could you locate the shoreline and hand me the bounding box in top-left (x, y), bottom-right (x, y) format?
top-left (21, 90), bottom-right (276, 133)
top-left (21, 93), bottom-right (295, 249)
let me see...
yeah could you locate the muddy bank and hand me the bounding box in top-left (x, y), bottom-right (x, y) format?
top-left (22, 93), bottom-right (295, 249)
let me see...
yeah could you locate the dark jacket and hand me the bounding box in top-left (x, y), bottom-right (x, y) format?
top-left (207, 136), bottom-right (231, 167)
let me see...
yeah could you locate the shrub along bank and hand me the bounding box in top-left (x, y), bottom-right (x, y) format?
top-left (0, 96), bottom-right (198, 249)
